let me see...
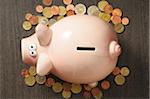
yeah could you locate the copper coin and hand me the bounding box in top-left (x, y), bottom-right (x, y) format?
top-left (101, 80), bottom-right (110, 90)
top-left (122, 17), bottom-right (129, 25)
top-left (42, 0), bottom-right (52, 6)
top-left (25, 13), bottom-right (32, 21)
top-left (112, 67), bottom-right (121, 75)
top-left (112, 8), bottom-right (122, 17)
top-left (50, 5), bottom-right (59, 15)
top-left (111, 15), bottom-right (121, 24)
top-left (21, 68), bottom-right (29, 77)
top-left (29, 15), bottom-right (38, 25)
top-left (66, 10), bottom-right (75, 16)
top-left (104, 4), bottom-right (113, 14)
top-left (36, 5), bottom-right (43, 13)
top-left (63, 0), bottom-right (72, 5)
top-left (45, 77), bottom-right (55, 87)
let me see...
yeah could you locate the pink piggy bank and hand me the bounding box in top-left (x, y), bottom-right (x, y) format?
top-left (21, 15), bottom-right (121, 85)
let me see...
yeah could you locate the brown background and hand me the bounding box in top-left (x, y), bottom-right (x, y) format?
top-left (0, 0), bottom-right (149, 99)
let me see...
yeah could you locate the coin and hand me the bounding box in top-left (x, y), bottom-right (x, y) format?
top-left (29, 15), bottom-right (38, 25)
top-left (50, 5), bottom-right (59, 15)
top-left (98, 0), bottom-right (109, 11)
top-left (35, 75), bottom-right (46, 84)
top-left (114, 23), bottom-right (125, 33)
top-left (36, 5), bottom-right (43, 13)
top-left (114, 74), bottom-right (125, 85)
top-left (42, 0), bottom-right (52, 6)
top-left (87, 5), bottom-right (99, 16)
top-left (48, 18), bottom-right (57, 26)
top-left (63, 82), bottom-right (72, 91)
top-left (112, 67), bottom-right (120, 75)
top-left (25, 13), bottom-right (32, 21)
top-left (83, 91), bottom-right (92, 99)
top-left (75, 3), bottom-right (86, 15)
top-left (29, 66), bottom-right (36, 76)
top-left (66, 4), bottom-right (75, 11)
top-left (101, 13), bottom-right (111, 22)
top-left (120, 67), bottom-right (130, 76)
top-left (45, 77), bottom-right (55, 87)
top-left (88, 82), bottom-right (98, 88)
top-left (63, 0), bottom-right (72, 5)
top-left (104, 4), bottom-right (113, 14)
top-left (57, 15), bottom-right (64, 21)
top-left (122, 17), bottom-right (129, 25)
top-left (66, 10), bottom-right (75, 16)
top-left (83, 84), bottom-right (92, 91)
top-left (62, 90), bottom-right (72, 99)
top-left (52, 82), bottom-right (63, 93)
top-left (101, 80), bottom-right (110, 90)
top-left (71, 84), bottom-right (82, 94)
top-left (21, 68), bottom-right (29, 77)
top-left (59, 6), bottom-right (66, 16)
top-left (22, 21), bottom-right (32, 30)
top-left (38, 16), bottom-right (49, 25)
top-left (24, 75), bottom-right (36, 86)
top-left (42, 7), bottom-right (53, 18)
top-left (111, 15), bottom-right (121, 24)
top-left (91, 87), bottom-right (103, 98)
top-left (112, 8), bottom-right (122, 17)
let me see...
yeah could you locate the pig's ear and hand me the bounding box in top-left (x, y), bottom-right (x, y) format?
top-left (109, 41), bottom-right (121, 58)
top-left (36, 53), bottom-right (53, 76)
top-left (35, 24), bottom-right (52, 46)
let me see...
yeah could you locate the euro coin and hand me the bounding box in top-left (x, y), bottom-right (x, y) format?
top-left (75, 3), bottom-right (86, 15)
top-left (111, 15), bottom-right (121, 24)
top-left (98, 0), bottom-right (109, 11)
top-left (24, 75), bottom-right (36, 86)
top-left (114, 74), bottom-right (125, 85)
top-left (87, 5), bottom-right (99, 16)
top-left (120, 67), bottom-right (130, 76)
top-left (71, 84), bottom-right (82, 94)
top-left (114, 23), bottom-right (125, 33)
top-left (29, 66), bottom-right (36, 76)
top-left (67, 10), bottom-right (75, 16)
top-left (45, 77), bottom-right (55, 87)
top-left (52, 82), bottom-right (63, 93)
top-left (62, 90), bottom-right (72, 99)
top-left (91, 87), bottom-right (103, 98)
top-left (35, 75), bottom-right (46, 84)
top-left (59, 6), bottom-right (66, 16)
top-left (101, 13), bottom-right (111, 22)
top-left (29, 15), bottom-right (38, 25)
top-left (38, 16), bottom-right (49, 25)
top-left (50, 5), bottom-right (59, 15)
top-left (21, 68), bottom-right (29, 77)
top-left (112, 67), bottom-right (120, 75)
top-left (36, 5), bottom-right (43, 13)
top-left (42, 7), bottom-right (53, 18)
top-left (83, 84), bottom-right (92, 91)
top-left (63, 82), bottom-right (72, 91)
top-left (63, 0), bottom-right (72, 5)
top-left (42, 0), bottom-right (52, 6)
top-left (25, 13), bottom-right (32, 21)
top-left (48, 18), bottom-right (56, 26)
top-left (101, 80), bottom-right (110, 90)
top-left (122, 17), bottom-right (129, 25)
top-left (22, 21), bottom-right (32, 30)
top-left (104, 4), bottom-right (113, 14)
top-left (66, 4), bottom-right (75, 11)
top-left (112, 8), bottom-right (122, 17)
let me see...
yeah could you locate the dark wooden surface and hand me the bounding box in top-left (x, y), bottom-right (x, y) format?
top-left (0, 0), bottom-right (149, 99)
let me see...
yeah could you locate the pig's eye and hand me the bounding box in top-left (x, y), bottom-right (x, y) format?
top-left (29, 44), bottom-right (37, 50)
top-left (29, 50), bottom-right (37, 57)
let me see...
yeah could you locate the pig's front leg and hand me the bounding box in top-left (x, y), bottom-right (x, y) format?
top-left (109, 41), bottom-right (121, 58)
top-left (36, 53), bottom-right (53, 76)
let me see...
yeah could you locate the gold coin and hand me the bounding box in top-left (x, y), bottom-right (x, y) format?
top-left (87, 5), bottom-right (100, 16)
top-left (52, 82), bottom-right (63, 93)
top-left (71, 84), bottom-right (82, 94)
top-left (24, 75), bottom-right (36, 86)
top-left (38, 16), bottom-right (49, 25)
top-left (62, 90), bottom-right (72, 99)
top-left (114, 23), bottom-right (125, 33)
top-left (22, 21), bottom-right (32, 30)
top-left (42, 7), bottom-right (53, 18)
top-left (114, 74), bottom-right (125, 85)
top-left (35, 75), bottom-right (46, 84)
top-left (98, 0), bottom-right (109, 11)
top-left (101, 13), bottom-right (111, 22)
top-left (48, 18), bottom-right (57, 26)
top-left (63, 82), bottom-right (72, 91)
top-left (75, 3), bottom-right (86, 15)
top-left (29, 66), bottom-right (36, 76)
top-left (91, 87), bottom-right (103, 98)
top-left (59, 6), bottom-right (66, 16)
top-left (120, 67), bottom-right (130, 76)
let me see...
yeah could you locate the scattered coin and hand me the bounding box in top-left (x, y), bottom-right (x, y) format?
top-left (29, 66), bottom-right (36, 76)
top-left (22, 21), bottom-right (32, 30)
top-left (114, 74), bottom-right (125, 85)
top-left (48, 18), bottom-right (57, 26)
top-left (83, 84), bottom-right (92, 91)
top-left (50, 5), bottom-right (59, 15)
top-left (66, 4), bottom-right (75, 11)
top-left (59, 6), bottom-right (66, 16)
top-left (38, 16), bottom-right (49, 25)
top-left (45, 77), bottom-right (55, 87)
top-left (122, 17), bottom-right (129, 25)
top-left (83, 91), bottom-right (92, 99)
top-left (67, 10), bottom-right (75, 16)
top-left (42, 0), bottom-right (52, 6)
top-left (29, 15), bottom-right (38, 25)
top-left (62, 90), bottom-right (72, 99)
top-left (42, 7), bottom-right (53, 18)
top-left (35, 75), bottom-right (46, 84)
top-left (71, 84), bottom-right (82, 94)
top-left (104, 4), bottom-right (113, 14)
top-left (63, 0), bottom-right (72, 5)
top-left (36, 5), bottom-right (43, 13)
top-left (24, 75), bottom-right (36, 86)
top-left (101, 13), bottom-right (111, 22)
top-left (25, 13), bottom-right (32, 21)
top-left (101, 80), bottom-right (110, 90)
top-left (63, 82), bottom-right (72, 91)
top-left (120, 67), bottom-right (130, 76)
top-left (114, 23), bottom-right (125, 33)
top-left (112, 67), bottom-right (120, 75)
top-left (112, 8), bottom-right (122, 17)
top-left (52, 82), bottom-right (63, 93)
top-left (21, 68), bottom-right (29, 77)
top-left (91, 87), bottom-right (103, 98)
top-left (87, 5), bottom-right (100, 16)
top-left (88, 82), bottom-right (98, 88)
top-left (98, 0), bottom-right (109, 11)
top-left (111, 15), bottom-right (121, 24)
top-left (75, 3), bottom-right (86, 15)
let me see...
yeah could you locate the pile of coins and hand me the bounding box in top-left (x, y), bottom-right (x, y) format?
top-left (21, 0), bottom-right (130, 98)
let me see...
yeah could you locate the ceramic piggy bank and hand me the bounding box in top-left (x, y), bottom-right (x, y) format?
top-left (21, 15), bottom-right (121, 85)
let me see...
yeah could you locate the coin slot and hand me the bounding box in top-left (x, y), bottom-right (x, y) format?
top-left (77, 47), bottom-right (95, 51)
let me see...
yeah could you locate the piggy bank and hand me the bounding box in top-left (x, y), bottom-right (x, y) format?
top-left (21, 15), bottom-right (121, 85)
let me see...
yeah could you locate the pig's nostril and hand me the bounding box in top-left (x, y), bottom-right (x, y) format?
top-left (77, 47), bottom-right (95, 51)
